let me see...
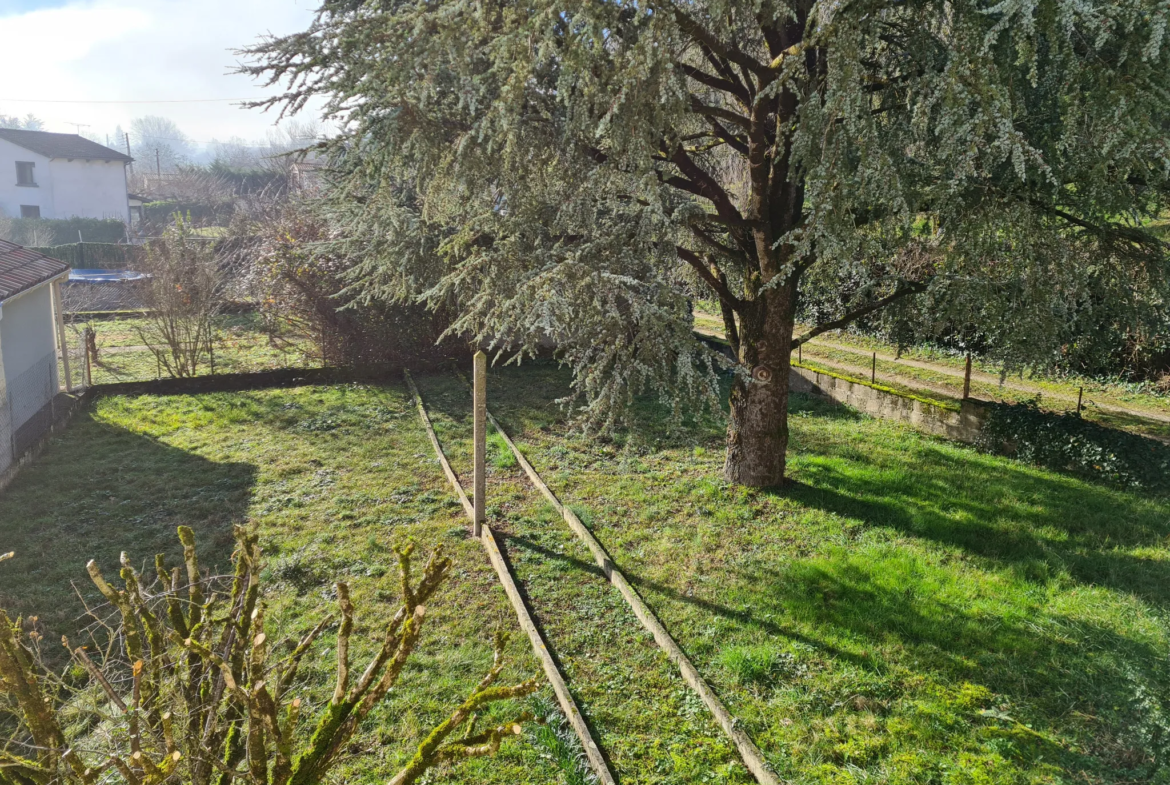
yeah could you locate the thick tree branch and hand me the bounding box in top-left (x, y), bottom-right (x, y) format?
top-left (676, 245), bottom-right (745, 311)
top-left (1036, 200), bottom-right (1164, 253)
top-left (716, 269), bottom-right (741, 356)
top-left (677, 63), bottom-right (751, 104)
top-left (668, 147), bottom-right (747, 228)
top-left (689, 223), bottom-right (744, 260)
top-left (792, 282), bottom-right (927, 348)
top-left (671, 7), bottom-right (773, 79)
top-left (690, 97), bottom-right (752, 131)
top-left (695, 113), bottom-right (750, 156)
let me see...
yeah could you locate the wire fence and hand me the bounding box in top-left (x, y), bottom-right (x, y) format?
top-left (1, 350), bottom-right (60, 477)
top-left (73, 313), bottom-right (319, 386)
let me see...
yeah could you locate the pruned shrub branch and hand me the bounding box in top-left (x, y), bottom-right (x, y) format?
top-left (0, 527), bottom-right (538, 785)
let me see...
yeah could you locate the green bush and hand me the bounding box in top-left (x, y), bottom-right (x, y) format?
top-left (978, 398), bottom-right (1170, 492)
top-left (0, 216), bottom-right (127, 245)
top-left (144, 199), bottom-right (232, 227)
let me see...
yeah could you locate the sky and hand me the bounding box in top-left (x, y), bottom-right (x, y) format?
top-left (0, 0), bottom-right (327, 149)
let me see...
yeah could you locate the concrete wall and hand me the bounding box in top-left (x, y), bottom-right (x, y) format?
top-left (0, 282), bottom-right (60, 430)
top-left (0, 138), bottom-right (129, 221)
top-left (48, 157), bottom-right (130, 222)
top-left (790, 365), bottom-right (989, 443)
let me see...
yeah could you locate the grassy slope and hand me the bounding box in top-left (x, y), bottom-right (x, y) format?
top-left (0, 383), bottom-right (559, 784)
top-left (2, 366), bottom-right (1169, 783)
top-left (476, 362), bottom-right (1170, 785)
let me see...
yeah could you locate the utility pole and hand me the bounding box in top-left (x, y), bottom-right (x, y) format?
top-left (155, 148), bottom-right (161, 177)
top-left (124, 134), bottom-right (133, 174)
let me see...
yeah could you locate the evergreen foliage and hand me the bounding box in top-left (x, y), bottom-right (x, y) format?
top-left (243, 0), bottom-right (1170, 484)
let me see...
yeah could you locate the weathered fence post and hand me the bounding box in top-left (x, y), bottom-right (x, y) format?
top-left (473, 350), bottom-right (487, 538)
top-left (1076, 386), bottom-right (1084, 416)
top-left (963, 354), bottom-right (972, 400)
top-left (871, 352), bottom-right (876, 384)
top-left (51, 280), bottom-right (73, 393)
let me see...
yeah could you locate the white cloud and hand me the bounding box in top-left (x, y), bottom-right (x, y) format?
top-left (0, 0), bottom-right (327, 146)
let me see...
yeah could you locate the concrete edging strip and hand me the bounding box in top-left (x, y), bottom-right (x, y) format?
top-left (403, 371), bottom-right (616, 785)
top-left (483, 406), bottom-right (781, 785)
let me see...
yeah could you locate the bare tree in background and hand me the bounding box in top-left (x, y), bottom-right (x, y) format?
top-left (136, 217), bottom-right (222, 377)
top-left (0, 112), bottom-right (44, 130)
top-left (131, 115), bottom-right (193, 174)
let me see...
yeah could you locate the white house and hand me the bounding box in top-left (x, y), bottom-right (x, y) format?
top-left (0, 129), bottom-right (132, 223)
top-left (0, 239), bottom-right (71, 481)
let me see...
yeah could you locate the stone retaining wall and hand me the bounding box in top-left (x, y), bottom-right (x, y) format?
top-left (790, 365), bottom-right (989, 443)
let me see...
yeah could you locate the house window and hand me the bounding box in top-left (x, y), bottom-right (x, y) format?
top-left (19, 205), bottom-right (40, 219)
top-left (15, 162), bottom-right (36, 186)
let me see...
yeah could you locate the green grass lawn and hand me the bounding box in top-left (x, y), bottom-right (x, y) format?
top-left (73, 312), bottom-right (317, 384)
top-left (1, 364), bottom-right (1168, 783)
top-left (0, 383), bottom-right (562, 784)
top-left (472, 363), bottom-right (1170, 784)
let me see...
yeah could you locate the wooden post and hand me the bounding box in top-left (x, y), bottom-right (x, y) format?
top-left (51, 280), bottom-right (73, 393)
top-left (473, 351), bottom-right (487, 538)
top-left (404, 371), bottom-right (616, 785)
top-left (871, 352), bottom-right (876, 384)
top-left (963, 354), bottom-right (972, 400)
top-left (1076, 386), bottom-right (1084, 416)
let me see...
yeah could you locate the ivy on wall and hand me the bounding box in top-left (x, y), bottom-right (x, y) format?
top-left (978, 398), bottom-right (1170, 493)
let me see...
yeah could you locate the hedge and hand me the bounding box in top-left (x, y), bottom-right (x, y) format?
top-left (0, 217), bottom-right (127, 245)
top-left (29, 242), bottom-right (147, 269)
top-left (144, 200), bottom-right (233, 227)
top-left (977, 397), bottom-right (1170, 493)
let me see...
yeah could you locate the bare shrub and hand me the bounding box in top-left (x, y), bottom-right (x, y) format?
top-left (0, 527), bottom-right (538, 785)
top-left (136, 217), bottom-right (222, 377)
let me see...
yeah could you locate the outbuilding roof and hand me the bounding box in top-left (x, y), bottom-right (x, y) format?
top-left (0, 129), bottom-right (133, 162)
top-left (0, 240), bottom-right (70, 303)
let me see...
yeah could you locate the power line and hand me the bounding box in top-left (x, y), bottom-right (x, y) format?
top-left (0, 97), bottom-right (266, 105)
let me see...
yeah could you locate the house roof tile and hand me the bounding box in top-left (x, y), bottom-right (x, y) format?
top-left (0, 239), bottom-right (70, 303)
top-left (0, 129), bottom-right (133, 162)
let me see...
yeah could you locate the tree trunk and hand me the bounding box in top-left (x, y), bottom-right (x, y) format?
top-left (723, 285), bottom-right (796, 487)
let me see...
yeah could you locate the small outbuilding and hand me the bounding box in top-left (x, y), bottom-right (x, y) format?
top-left (0, 239), bottom-right (72, 479)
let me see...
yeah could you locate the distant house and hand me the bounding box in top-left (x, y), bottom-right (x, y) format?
top-left (0, 129), bottom-right (133, 223)
top-left (0, 239), bottom-right (71, 481)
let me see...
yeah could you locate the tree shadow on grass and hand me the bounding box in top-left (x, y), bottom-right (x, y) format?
top-left (751, 552), bottom-right (1168, 777)
top-left (504, 533), bottom-right (868, 666)
top-left (0, 408), bottom-right (255, 649)
top-left (507, 527), bottom-right (1168, 776)
top-left (780, 439), bottom-right (1170, 606)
